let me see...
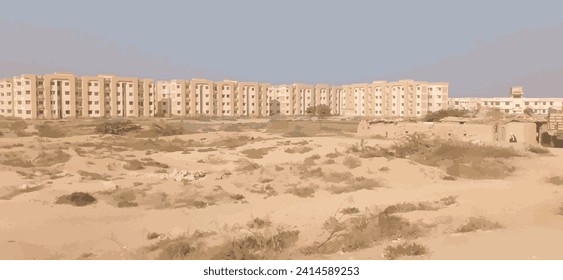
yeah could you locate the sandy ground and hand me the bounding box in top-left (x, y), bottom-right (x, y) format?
top-left (0, 119), bottom-right (562, 260)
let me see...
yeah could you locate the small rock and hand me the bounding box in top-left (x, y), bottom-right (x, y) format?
top-left (101, 181), bottom-right (118, 191)
top-left (18, 184), bottom-right (32, 191)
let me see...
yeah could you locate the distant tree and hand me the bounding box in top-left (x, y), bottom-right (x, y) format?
top-left (423, 109), bottom-right (467, 122)
top-left (306, 105), bottom-right (332, 128)
top-left (486, 108), bottom-right (505, 120)
top-left (523, 107), bottom-right (534, 116)
top-left (548, 107), bottom-right (559, 114)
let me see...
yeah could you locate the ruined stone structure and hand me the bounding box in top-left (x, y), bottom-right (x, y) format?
top-left (357, 119), bottom-right (539, 145)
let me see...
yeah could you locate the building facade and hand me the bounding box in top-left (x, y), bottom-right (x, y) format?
top-left (0, 73), bottom-right (449, 119)
top-left (449, 86), bottom-right (563, 115)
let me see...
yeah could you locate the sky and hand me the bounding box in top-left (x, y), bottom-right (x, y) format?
top-left (1, 0), bottom-right (563, 97)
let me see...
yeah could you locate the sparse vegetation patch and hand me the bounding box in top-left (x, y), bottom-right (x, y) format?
top-left (383, 242), bottom-right (429, 260)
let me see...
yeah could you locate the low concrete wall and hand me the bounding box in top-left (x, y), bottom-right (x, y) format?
top-left (357, 121), bottom-right (538, 145)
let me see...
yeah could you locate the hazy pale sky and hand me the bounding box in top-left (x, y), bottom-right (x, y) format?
top-left (1, 0), bottom-right (563, 97)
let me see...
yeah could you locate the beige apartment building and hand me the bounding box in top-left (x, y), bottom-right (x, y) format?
top-left (0, 73), bottom-right (157, 119)
top-left (339, 80), bottom-right (449, 118)
top-left (0, 72), bottom-right (449, 119)
top-left (449, 86), bottom-right (563, 115)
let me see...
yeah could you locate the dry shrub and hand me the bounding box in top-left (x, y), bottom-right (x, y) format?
top-left (33, 150), bottom-right (71, 167)
top-left (0, 152), bottom-right (33, 167)
top-left (235, 159), bottom-right (260, 172)
top-left (456, 216), bottom-right (503, 233)
top-left (324, 171), bottom-right (354, 183)
top-left (303, 154), bottom-right (321, 166)
top-left (300, 167), bottom-right (324, 179)
top-left (527, 145), bottom-right (550, 155)
top-left (222, 124), bottom-right (242, 132)
top-left (8, 120), bottom-right (28, 136)
top-left (118, 138), bottom-right (190, 153)
top-left (383, 242), bottom-right (429, 260)
top-left (241, 147), bottom-right (274, 159)
top-left (393, 134), bottom-right (522, 179)
top-left (382, 196), bottom-right (456, 215)
top-left (197, 148), bottom-right (217, 152)
top-left (328, 176), bottom-right (384, 194)
top-left (123, 160), bottom-right (145, 170)
top-left (383, 202), bottom-right (439, 215)
top-left (56, 192), bottom-right (97, 207)
top-left (324, 159), bottom-right (336, 164)
top-left (100, 188), bottom-right (140, 208)
top-left (206, 155), bottom-right (228, 164)
top-left (0, 143), bottom-right (24, 149)
top-left (248, 184), bottom-right (278, 198)
top-left (35, 123), bottom-right (66, 138)
top-left (340, 207), bottom-right (360, 215)
top-left (211, 136), bottom-right (253, 149)
top-left (547, 176), bottom-right (563, 186)
top-left (247, 217), bottom-right (272, 229)
top-left (423, 109), bottom-right (467, 122)
top-left (343, 156), bottom-right (361, 169)
top-left (286, 184), bottom-right (317, 198)
top-left (136, 122), bottom-right (185, 137)
top-left (302, 211), bottom-right (424, 255)
top-left (123, 158), bottom-right (168, 171)
top-left (77, 170), bottom-right (111, 181)
top-left (150, 229), bottom-right (299, 260)
top-left (230, 194), bottom-right (246, 202)
top-left (391, 133), bottom-right (432, 158)
top-left (211, 229), bottom-right (300, 260)
top-left (379, 166), bottom-right (390, 172)
top-left (140, 158), bottom-right (169, 168)
top-left (284, 127), bottom-right (309, 138)
top-left (442, 175), bottom-right (457, 181)
top-left (285, 146), bottom-right (313, 154)
top-left (95, 119), bottom-right (141, 135)
top-left (167, 186), bottom-right (247, 209)
top-left (347, 141), bottom-right (389, 158)
top-left (149, 231), bottom-right (215, 260)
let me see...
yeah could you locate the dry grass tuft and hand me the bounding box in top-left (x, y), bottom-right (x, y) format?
top-left (35, 123), bottom-right (66, 138)
top-left (285, 146), bottom-right (313, 154)
top-left (77, 170), bottom-right (111, 181)
top-left (328, 176), bottom-right (384, 194)
top-left (95, 119), bottom-right (141, 135)
top-left (286, 184), bottom-right (317, 198)
top-left (547, 176), bottom-right (563, 186)
top-left (33, 149), bottom-right (71, 167)
top-left (150, 229), bottom-right (299, 260)
top-left (383, 242), bottom-right (429, 260)
top-left (343, 156), bottom-right (361, 169)
top-left (248, 184), bottom-right (278, 198)
top-left (56, 192), bottom-right (97, 207)
top-left (247, 217), bottom-right (272, 229)
top-left (241, 147), bottom-right (274, 159)
top-left (456, 216), bottom-right (503, 233)
top-left (234, 159), bottom-right (261, 172)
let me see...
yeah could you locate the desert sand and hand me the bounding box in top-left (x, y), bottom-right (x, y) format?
top-left (0, 118), bottom-right (562, 260)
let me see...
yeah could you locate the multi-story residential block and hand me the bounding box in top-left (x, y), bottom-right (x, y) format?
top-left (449, 86), bottom-right (563, 115)
top-left (339, 80), bottom-right (449, 118)
top-left (0, 72), bottom-right (450, 119)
